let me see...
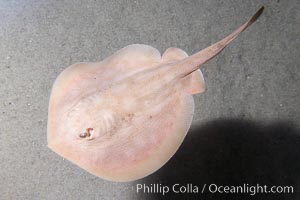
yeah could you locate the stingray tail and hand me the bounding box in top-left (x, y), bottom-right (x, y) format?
top-left (175, 6), bottom-right (264, 77)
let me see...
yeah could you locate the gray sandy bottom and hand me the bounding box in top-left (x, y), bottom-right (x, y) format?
top-left (0, 0), bottom-right (299, 199)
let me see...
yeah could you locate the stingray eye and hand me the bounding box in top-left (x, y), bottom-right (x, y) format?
top-left (79, 128), bottom-right (94, 139)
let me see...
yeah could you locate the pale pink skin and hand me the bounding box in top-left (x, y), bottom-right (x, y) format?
top-left (47, 7), bottom-right (263, 182)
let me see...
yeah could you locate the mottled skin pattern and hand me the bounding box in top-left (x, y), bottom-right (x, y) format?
top-left (47, 7), bottom-right (264, 182)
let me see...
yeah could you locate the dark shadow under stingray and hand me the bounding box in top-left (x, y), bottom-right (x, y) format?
top-left (135, 119), bottom-right (300, 200)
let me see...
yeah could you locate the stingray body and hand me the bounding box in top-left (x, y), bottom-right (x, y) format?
top-left (47, 7), bottom-right (264, 182)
